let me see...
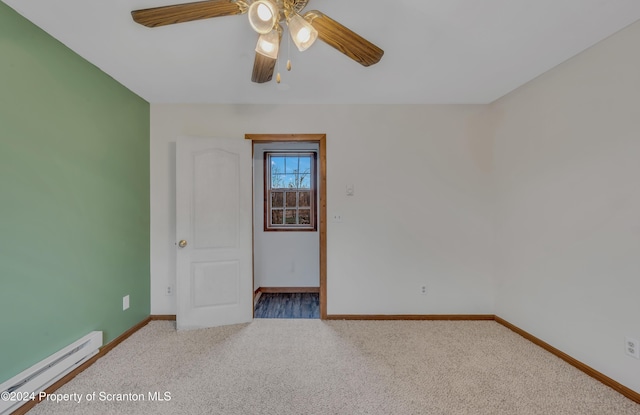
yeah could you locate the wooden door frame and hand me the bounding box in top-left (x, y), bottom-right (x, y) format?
top-left (245, 134), bottom-right (327, 319)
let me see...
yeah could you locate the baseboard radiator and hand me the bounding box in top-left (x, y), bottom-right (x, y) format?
top-left (0, 331), bottom-right (102, 415)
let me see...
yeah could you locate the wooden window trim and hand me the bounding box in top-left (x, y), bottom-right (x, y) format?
top-left (264, 151), bottom-right (317, 232)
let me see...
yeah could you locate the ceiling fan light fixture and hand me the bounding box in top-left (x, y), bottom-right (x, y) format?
top-left (287, 13), bottom-right (317, 52)
top-left (130, 0), bottom-right (384, 85)
top-left (255, 29), bottom-right (280, 59)
top-left (248, 0), bottom-right (278, 34)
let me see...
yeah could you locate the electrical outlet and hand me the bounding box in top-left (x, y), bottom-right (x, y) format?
top-left (166, 285), bottom-right (174, 296)
top-left (625, 337), bottom-right (640, 359)
top-left (420, 285), bottom-right (427, 295)
top-left (332, 214), bottom-right (343, 223)
top-left (123, 295), bottom-right (130, 311)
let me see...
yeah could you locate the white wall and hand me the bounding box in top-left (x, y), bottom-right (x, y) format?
top-left (253, 142), bottom-right (320, 290)
top-left (492, 21), bottom-right (640, 392)
top-left (148, 20), bottom-right (640, 394)
top-left (150, 104), bottom-right (495, 315)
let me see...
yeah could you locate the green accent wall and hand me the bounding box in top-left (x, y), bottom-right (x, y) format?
top-left (0, 3), bottom-right (150, 383)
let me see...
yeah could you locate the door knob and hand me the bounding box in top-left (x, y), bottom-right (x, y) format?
top-left (178, 240), bottom-right (188, 248)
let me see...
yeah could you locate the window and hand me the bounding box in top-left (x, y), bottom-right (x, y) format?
top-left (265, 152), bottom-right (316, 231)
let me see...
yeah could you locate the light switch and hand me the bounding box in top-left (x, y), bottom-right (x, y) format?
top-left (346, 184), bottom-right (354, 196)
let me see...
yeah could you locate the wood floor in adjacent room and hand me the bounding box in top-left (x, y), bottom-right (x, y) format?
top-left (254, 293), bottom-right (320, 319)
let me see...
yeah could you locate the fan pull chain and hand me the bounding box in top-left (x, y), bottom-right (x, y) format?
top-left (287, 32), bottom-right (292, 72)
top-left (276, 51), bottom-right (281, 83)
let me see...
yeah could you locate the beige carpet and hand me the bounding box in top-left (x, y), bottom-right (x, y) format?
top-left (27, 320), bottom-right (640, 415)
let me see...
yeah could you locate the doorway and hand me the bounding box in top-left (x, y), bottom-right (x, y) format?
top-left (245, 134), bottom-right (327, 319)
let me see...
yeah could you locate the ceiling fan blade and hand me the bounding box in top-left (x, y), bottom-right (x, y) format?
top-left (132, 0), bottom-right (246, 28)
top-left (304, 11), bottom-right (383, 67)
top-left (251, 53), bottom-right (277, 83)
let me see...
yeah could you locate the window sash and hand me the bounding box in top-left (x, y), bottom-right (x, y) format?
top-left (265, 152), bottom-right (316, 231)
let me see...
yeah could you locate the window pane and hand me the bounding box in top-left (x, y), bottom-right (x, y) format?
top-left (270, 157), bottom-right (285, 174)
top-left (285, 156), bottom-right (299, 174)
top-left (271, 191), bottom-right (283, 208)
top-left (271, 209), bottom-right (283, 225)
top-left (299, 209), bottom-right (311, 225)
top-left (271, 173), bottom-right (285, 188)
top-left (298, 173), bottom-right (311, 189)
top-left (299, 156), bottom-right (311, 174)
top-left (285, 209), bottom-right (296, 224)
top-left (285, 192), bottom-right (297, 207)
top-left (270, 157), bottom-right (285, 188)
top-left (298, 156), bottom-right (311, 188)
top-left (299, 191), bottom-right (311, 207)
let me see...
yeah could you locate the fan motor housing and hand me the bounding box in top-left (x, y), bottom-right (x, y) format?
top-left (274, 0), bottom-right (309, 20)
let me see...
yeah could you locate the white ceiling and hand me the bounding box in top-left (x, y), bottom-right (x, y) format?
top-left (4, 0), bottom-right (640, 104)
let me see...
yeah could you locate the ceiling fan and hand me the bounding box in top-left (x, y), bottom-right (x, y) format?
top-left (131, 0), bottom-right (384, 83)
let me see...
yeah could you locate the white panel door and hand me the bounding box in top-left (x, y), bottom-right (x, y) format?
top-left (176, 137), bottom-right (252, 330)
